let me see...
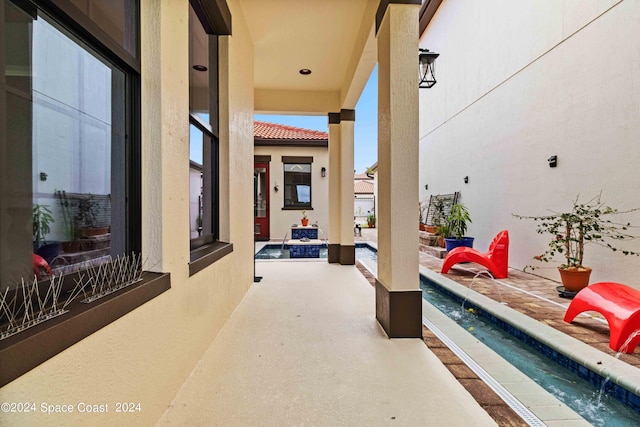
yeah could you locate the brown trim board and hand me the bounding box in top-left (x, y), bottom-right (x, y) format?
top-left (419, 0), bottom-right (444, 35)
top-left (376, 0), bottom-right (422, 34)
top-left (328, 112), bottom-right (341, 124)
top-left (282, 156), bottom-right (314, 163)
top-left (339, 245), bottom-right (355, 265)
top-left (328, 244), bottom-right (340, 263)
top-left (254, 155), bottom-right (271, 162)
top-left (375, 278), bottom-right (422, 338)
top-left (255, 139), bottom-right (327, 148)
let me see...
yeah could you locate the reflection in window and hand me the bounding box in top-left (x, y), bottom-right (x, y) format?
top-left (284, 163), bottom-right (311, 208)
top-left (1, 2), bottom-right (127, 287)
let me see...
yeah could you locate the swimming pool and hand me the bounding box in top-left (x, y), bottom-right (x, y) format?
top-left (420, 274), bottom-right (640, 426)
top-left (255, 243), bottom-right (377, 261)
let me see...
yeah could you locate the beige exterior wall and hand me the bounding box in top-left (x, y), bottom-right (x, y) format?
top-left (254, 145), bottom-right (329, 240)
top-left (1, 1), bottom-right (255, 425)
top-left (419, 0), bottom-right (640, 285)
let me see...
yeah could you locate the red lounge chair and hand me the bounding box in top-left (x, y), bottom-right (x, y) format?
top-left (33, 254), bottom-right (53, 279)
top-left (564, 282), bottom-right (640, 354)
top-left (441, 230), bottom-right (509, 279)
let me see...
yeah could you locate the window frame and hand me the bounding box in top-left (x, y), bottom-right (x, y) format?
top-left (282, 156), bottom-right (313, 210)
top-left (0, 0), bottom-right (156, 388)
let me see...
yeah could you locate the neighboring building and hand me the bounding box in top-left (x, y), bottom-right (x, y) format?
top-left (254, 121), bottom-right (329, 240)
top-left (354, 171), bottom-right (375, 226)
top-left (419, 0), bottom-right (640, 285)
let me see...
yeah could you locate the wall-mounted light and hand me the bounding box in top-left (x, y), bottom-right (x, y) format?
top-left (547, 155), bottom-right (558, 168)
top-left (274, 181), bottom-right (279, 192)
top-left (321, 167), bottom-right (326, 178)
top-left (419, 48), bottom-right (439, 89)
top-left (424, 184), bottom-right (428, 190)
top-left (464, 176), bottom-right (469, 184)
top-left (192, 64), bottom-right (208, 72)
top-left (39, 172), bottom-right (48, 181)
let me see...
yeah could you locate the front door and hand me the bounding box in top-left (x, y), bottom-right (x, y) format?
top-left (254, 162), bottom-right (270, 240)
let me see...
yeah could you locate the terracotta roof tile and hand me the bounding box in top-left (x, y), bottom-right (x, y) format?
top-left (354, 180), bottom-right (374, 194)
top-left (254, 120), bottom-right (328, 140)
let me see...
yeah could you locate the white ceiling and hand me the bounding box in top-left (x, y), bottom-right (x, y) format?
top-left (238, 0), bottom-right (378, 113)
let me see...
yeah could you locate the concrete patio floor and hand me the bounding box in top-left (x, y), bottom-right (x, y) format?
top-left (157, 261), bottom-right (496, 426)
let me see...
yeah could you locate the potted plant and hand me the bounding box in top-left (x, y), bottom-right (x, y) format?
top-left (55, 190), bottom-right (80, 252)
top-left (301, 209), bottom-right (309, 226)
top-left (514, 194), bottom-right (640, 292)
top-left (33, 203), bottom-right (61, 261)
top-left (444, 203), bottom-right (474, 251)
top-left (367, 212), bottom-right (376, 228)
top-left (436, 223), bottom-right (450, 248)
top-left (75, 194), bottom-right (109, 237)
top-left (419, 202), bottom-right (427, 231)
top-left (427, 198), bottom-right (446, 234)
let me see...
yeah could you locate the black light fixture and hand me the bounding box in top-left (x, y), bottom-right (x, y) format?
top-left (464, 176), bottom-right (469, 184)
top-left (299, 69), bottom-right (312, 75)
top-left (419, 48), bottom-right (439, 89)
top-left (192, 64), bottom-right (208, 72)
top-left (321, 167), bottom-right (326, 177)
top-left (548, 155), bottom-right (558, 168)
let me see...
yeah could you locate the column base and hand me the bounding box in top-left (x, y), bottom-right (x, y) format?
top-left (375, 279), bottom-right (422, 338)
top-left (328, 244), bottom-right (340, 263)
top-left (339, 245), bottom-right (355, 265)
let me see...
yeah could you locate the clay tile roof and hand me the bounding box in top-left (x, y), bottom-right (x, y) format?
top-left (354, 180), bottom-right (374, 194)
top-left (254, 121), bottom-right (328, 140)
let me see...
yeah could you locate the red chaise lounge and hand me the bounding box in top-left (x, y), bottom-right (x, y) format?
top-left (441, 230), bottom-right (509, 279)
top-left (564, 282), bottom-right (640, 354)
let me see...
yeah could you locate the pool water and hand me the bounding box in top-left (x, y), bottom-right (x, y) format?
top-left (420, 277), bottom-right (640, 427)
top-left (255, 243), bottom-right (377, 261)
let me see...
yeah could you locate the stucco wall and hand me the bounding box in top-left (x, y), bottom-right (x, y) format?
top-left (254, 145), bottom-right (330, 240)
top-left (0, 1), bottom-right (255, 425)
top-left (419, 0), bottom-right (640, 285)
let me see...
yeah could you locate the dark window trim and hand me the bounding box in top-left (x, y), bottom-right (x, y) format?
top-left (189, 241), bottom-right (233, 276)
top-left (190, 0), bottom-right (232, 36)
top-left (0, 272), bottom-right (171, 387)
top-left (282, 156), bottom-right (314, 163)
top-left (419, 0), bottom-right (444, 36)
top-left (282, 206), bottom-right (314, 211)
top-left (39, 0), bottom-right (141, 73)
top-left (254, 155), bottom-right (271, 163)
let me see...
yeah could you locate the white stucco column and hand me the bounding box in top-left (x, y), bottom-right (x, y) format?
top-left (327, 113), bottom-right (341, 263)
top-left (339, 109), bottom-right (356, 265)
top-left (375, 0), bottom-right (421, 338)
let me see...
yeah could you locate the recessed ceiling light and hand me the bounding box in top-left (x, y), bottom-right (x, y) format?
top-left (193, 65), bottom-right (208, 72)
top-left (299, 69), bottom-right (312, 75)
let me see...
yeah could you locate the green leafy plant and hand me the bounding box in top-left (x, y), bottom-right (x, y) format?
top-left (55, 190), bottom-right (77, 241)
top-left (513, 194), bottom-right (640, 270)
top-left (367, 212), bottom-right (376, 227)
top-left (74, 194), bottom-right (98, 229)
top-left (33, 204), bottom-right (54, 246)
top-left (447, 203), bottom-right (471, 240)
top-left (432, 198), bottom-right (446, 227)
top-left (301, 209), bottom-right (308, 220)
top-left (436, 222), bottom-right (451, 238)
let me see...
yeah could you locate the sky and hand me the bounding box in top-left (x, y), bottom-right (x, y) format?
top-left (255, 66), bottom-right (378, 174)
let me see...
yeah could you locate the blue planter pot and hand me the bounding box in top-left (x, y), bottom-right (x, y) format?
top-left (35, 241), bottom-right (62, 263)
top-left (444, 237), bottom-right (474, 252)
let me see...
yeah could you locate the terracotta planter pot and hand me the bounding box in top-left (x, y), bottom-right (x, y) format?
top-left (438, 236), bottom-right (445, 248)
top-left (62, 240), bottom-right (81, 253)
top-left (425, 225), bottom-right (437, 234)
top-left (80, 226), bottom-right (110, 237)
top-left (558, 266), bottom-right (592, 292)
top-left (301, 219), bottom-right (309, 226)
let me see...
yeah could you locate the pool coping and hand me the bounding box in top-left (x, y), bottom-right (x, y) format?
top-left (419, 267), bottom-right (640, 396)
top-left (359, 258), bottom-right (589, 425)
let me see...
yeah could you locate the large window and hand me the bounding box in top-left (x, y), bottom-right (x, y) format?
top-left (283, 160), bottom-right (312, 209)
top-left (0, 0), bottom-right (138, 287)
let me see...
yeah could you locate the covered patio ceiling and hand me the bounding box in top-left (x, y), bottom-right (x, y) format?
top-left (238, 0), bottom-right (379, 115)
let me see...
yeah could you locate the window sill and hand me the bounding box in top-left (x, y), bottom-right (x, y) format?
top-left (282, 207), bottom-right (314, 211)
top-left (0, 271), bottom-right (171, 387)
top-left (189, 241), bottom-right (233, 276)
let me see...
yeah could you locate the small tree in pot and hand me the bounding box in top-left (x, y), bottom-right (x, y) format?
top-left (444, 203), bottom-right (474, 251)
top-left (513, 194), bottom-right (640, 292)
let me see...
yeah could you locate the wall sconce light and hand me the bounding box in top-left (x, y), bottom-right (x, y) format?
top-left (39, 172), bottom-right (48, 181)
top-left (419, 48), bottom-right (439, 89)
top-left (424, 184), bottom-right (428, 190)
top-left (547, 155), bottom-right (558, 168)
top-left (321, 167), bottom-right (326, 178)
top-left (463, 176), bottom-right (469, 184)
top-left (274, 181), bottom-right (279, 192)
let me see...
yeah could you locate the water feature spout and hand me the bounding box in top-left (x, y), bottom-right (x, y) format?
top-left (281, 232), bottom-right (288, 251)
